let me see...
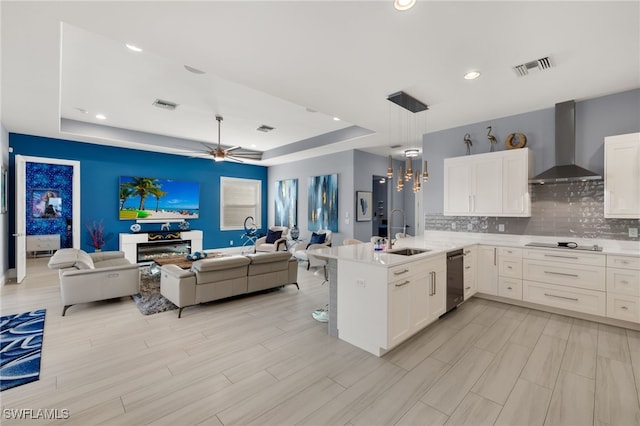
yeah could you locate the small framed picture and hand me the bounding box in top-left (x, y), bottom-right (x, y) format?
top-left (356, 191), bottom-right (372, 221)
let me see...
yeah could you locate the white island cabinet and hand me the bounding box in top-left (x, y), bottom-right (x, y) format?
top-left (337, 254), bottom-right (446, 357)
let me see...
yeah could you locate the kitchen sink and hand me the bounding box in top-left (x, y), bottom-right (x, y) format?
top-left (388, 248), bottom-right (431, 256)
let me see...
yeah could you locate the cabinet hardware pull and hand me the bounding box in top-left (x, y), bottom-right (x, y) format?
top-left (465, 266), bottom-right (471, 269)
top-left (507, 266), bottom-right (513, 269)
top-left (544, 271), bottom-right (579, 278)
top-left (621, 280), bottom-right (629, 284)
top-left (493, 248), bottom-right (497, 266)
top-left (393, 269), bottom-right (410, 276)
top-left (464, 250), bottom-right (470, 255)
top-left (621, 306), bottom-right (629, 310)
top-left (465, 286), bottom-right (471, 290)
top-left (507, 286), bottom-right (513, 290)
top-left (544, 293), bottom-right (579, 301)
top-left (395, 280), bottom-right (410, 287)
top-left (621, 260), bottom-right (629, 264)
top-left (544, 254), bottom-right (579, 260)
top-left (429, 271), bottom-right (436, 295)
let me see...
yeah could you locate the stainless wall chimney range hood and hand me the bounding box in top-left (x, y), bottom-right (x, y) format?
top-left (529, 100), bottom-right (602, 184)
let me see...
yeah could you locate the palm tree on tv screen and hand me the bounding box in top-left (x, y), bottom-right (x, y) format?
top-left (125, 177), bottom-right (160, 211)
top-left (148, 187), bottom-right (168, 212)
top-left (119, 186), bottom-right (135, 211)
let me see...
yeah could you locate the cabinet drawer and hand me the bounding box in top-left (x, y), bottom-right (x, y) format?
top-left (498, 277), bottom-right (523, 300)
top-left (607, 255), bottom-right (640, 270)
top-left (523, 259), bottom-right (605, 291)
top-left (606, 268), bottom-right (640, 296)
top-left (498, 247), bottom-right (522, 257)
top-left (607, 294), bottom-right (640, 323)
top-left (388, 263), bottom-right (416, 280)
top-left (26, 235), bottom-right (60, 251)
top-left (523, 249), bottom-right (605, 267)
top-left (523, 281), bottom-right (606, 316)
top-left (499, 257), bottom-right (522, 279)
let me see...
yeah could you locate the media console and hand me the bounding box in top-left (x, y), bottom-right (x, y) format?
top-left (119, 230), bottom-right (203, 264)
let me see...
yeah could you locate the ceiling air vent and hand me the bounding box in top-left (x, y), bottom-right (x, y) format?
top-left (257, 125), bottom-right (275, 133)
top-left (152, 99), bottom-right (178, 110)
top-left (513, 56), bottom-right (552, 77)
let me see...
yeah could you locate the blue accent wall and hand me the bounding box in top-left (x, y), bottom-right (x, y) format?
top-left (8, 133), bottom-right (267, 266)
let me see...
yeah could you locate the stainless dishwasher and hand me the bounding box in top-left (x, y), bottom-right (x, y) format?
top-left (446, 249), bottom-right (464, 312)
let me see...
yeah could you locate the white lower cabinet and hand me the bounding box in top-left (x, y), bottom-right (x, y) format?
top-left (606, 254), bottom-right (640, 322)
top-left (477, 245), bottom-right (498, 295)
top-left (337, 255), bottom-right (445, 357)
top-left (523, 248), bottom-right (606, 317)
top-left (463, 246), bottom-right (477, 300)
top-left (523, 280), bottom-right (606, 316)
top-left (498, 277), bottom-right (523, 300)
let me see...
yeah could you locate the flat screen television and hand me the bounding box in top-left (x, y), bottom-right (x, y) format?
top-left (119, 176), bottom-right (200, 221)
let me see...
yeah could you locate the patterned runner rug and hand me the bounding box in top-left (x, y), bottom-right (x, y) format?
top-left (132, 269), bottom-right (178, 315)
top-left (0, 309), bottom-right (46, 392)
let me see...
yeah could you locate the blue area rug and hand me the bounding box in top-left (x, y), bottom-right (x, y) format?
top-left (0, 309), bottom-right (46, 392)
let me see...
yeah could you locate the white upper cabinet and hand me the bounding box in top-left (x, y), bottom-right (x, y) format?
top-left (605, 132), bottom-right (640, 218)
top-left (444, 148), bottom-right (532, 217)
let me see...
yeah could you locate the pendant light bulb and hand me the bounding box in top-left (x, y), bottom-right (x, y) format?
top-left (387, 155), bottom-right (394, 178)
top-left (405, 157), bottom-right (413, 181)
top-left (422, 160), bottom-right (429, 182)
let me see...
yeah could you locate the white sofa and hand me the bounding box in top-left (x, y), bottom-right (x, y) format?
top-left (48, 248), bottom-right (140, 316)
top-left (160, 251), bottom-right (298, 318)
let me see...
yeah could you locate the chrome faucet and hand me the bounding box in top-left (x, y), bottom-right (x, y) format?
top-left (388, 208), bottom-right (406, 249)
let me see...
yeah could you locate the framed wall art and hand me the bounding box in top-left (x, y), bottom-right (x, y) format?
top-left (356, 191), bottom-right (372, 221)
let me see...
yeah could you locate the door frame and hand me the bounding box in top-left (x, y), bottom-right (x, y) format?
top-left (14, 155), bottom-right (80, 282)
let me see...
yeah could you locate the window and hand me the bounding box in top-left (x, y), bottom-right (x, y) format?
top-left (220, 177), bottom-right (262, 230)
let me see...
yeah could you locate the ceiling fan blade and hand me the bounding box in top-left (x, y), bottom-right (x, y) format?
top-left (201, 142), bottom-right (217, 151)
top-left (231, 152), bottom-right (263, 160)
top-left (225, 146), bottom-right (241, 152)
top-left (225, 155), bottom-right (245, 163)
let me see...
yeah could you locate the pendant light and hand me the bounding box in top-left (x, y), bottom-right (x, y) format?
top-left (386, 91), bottom-right (429, 192)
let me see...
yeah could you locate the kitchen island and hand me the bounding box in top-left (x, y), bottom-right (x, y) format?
top-left (311, 231), bottom-right (640, 356)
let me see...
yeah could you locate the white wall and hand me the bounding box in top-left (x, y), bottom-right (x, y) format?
top-left (268, 151), bottom-right (355, 246)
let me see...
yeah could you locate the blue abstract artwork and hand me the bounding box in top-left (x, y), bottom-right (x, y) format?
top-left (275, 179), bottom-right (298, 228)
top-left (308, 174), bottom-right (338, 232)
top-left (0, 309), bottom-right (46, 392)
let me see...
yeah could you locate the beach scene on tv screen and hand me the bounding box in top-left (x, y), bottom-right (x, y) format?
top-left (119, 176), bottom-right (200, 220)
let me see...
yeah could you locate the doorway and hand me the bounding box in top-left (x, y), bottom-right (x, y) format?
top-left (15, 155), bottom-right (80, 283)
top-left (372, 175), bottom-right (388, 238)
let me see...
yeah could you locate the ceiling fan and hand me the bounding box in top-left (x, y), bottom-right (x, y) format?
top-left (188, 115), bottom-right (263, 162)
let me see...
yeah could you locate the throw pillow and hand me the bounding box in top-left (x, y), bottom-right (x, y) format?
top-left (265, 229), bottom-right (283, 244)
top-left (307, 232), bottom-right (326, 249)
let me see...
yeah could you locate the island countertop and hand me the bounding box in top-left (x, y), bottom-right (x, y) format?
top-left (310, 231), bottom-right (640, 267)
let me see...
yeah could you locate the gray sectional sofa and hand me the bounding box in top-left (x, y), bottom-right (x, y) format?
top-left (160, 251), bottom-right (298, 317)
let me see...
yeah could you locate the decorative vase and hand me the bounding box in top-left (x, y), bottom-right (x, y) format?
top-left (290, 225), bottom-right (300, 240)
top-left (94, 248), bottom-right (102, 252)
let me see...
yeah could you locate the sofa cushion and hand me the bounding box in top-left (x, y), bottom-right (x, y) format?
top-left (48, 248), bottom-right (81, 269)
top-left (265, 229), bottom-right (283, 244)
top-left (245, 251), bottom-right (293, 264)
top-left (307, 232), bottom-right (326, 248)
top-left (191, 256), bottom-right (250, 273)
top-left (74, 251), bottom-right (96, 270)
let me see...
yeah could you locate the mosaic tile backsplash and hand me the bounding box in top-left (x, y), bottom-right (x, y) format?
top-left (425, 180), bottom-right (639, 241)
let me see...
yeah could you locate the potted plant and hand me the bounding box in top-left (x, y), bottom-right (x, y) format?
top-left (86, 219), bottom-right (105, 252)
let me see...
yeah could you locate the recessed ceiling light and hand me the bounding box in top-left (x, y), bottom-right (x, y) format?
top-left (125, 43), bottom-right (142, 52)
top-left (394, 0), bottom-right (416, 11)
top-left (95, 114), bottom-right (106, 120)
top-left (333, 117), bottom-right (341, 121)
top-left (464, 71), bottom-right (481, 80)
top-left (404, 148), bottom-right (420, 157)
top-left (251, 144), bottom-right (257, 148)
